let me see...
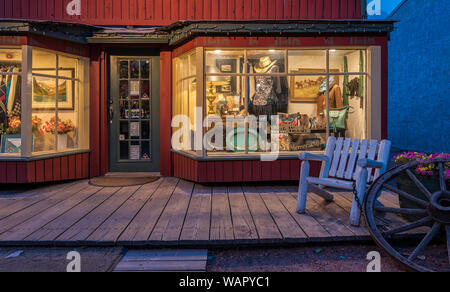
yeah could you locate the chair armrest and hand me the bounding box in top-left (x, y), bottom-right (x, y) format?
top-left (299, 152), bottom-right (329, 162)
top-left (357, 158), bottom-right (385, 169)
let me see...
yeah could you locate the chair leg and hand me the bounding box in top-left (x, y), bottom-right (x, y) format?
top-left (350, 168), bottom-right (368, 226)
top-left (297, 160), bottom-right (310, 214)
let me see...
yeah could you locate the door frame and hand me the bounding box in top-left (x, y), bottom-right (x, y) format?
top-left (109, 53), bottom-right (161, 172)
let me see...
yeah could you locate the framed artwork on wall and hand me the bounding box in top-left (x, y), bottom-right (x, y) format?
top-left (289, 69), bottom-right (339, 102)
top-left (0, 134), bottom-right (34, 154)
top-left (32, 68), bottom-right (75, 110)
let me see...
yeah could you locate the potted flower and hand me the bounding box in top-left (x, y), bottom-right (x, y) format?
top-left (6, 116), bottom-right (21, 134)
top-left (42, 117), bottom-right (75, 150)
top-left (394, 152), bottom-right (450, 218)
top-left (32, 116), bottom-right (44, 136)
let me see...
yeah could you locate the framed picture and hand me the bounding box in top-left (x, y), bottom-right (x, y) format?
top-left (290, 69), bottom-right (339, 102)
top-left (32, 68), bottom-right (75, 110)
top-left (0, 134), bottom-right (34, 154)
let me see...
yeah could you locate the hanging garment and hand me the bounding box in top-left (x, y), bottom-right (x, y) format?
top-left (316, 83), bottom-right (343, 114)
top-left (252, 65), bottom-right (281, 106)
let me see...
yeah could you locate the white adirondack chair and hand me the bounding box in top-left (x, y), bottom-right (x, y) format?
top-left (297, 136), bottom-right (392, 226)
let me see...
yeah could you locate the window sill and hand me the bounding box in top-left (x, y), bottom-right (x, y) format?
top-left (0, 149), bottom-right (91, 162)
top-left (172, 149), bottom-right (325, 161)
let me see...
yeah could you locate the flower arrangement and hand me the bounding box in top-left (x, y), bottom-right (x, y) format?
top-left (6, 116), bottom-right (21, 134)
top-left (32, 116), bottom-right (44, 136)
top-left (394, 152), bottom-right (450, 180)
top-left (42, 117), bottom-right (74, 135)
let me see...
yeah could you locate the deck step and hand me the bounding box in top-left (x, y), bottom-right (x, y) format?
top-left (113, 249), bottom-right (208, 272)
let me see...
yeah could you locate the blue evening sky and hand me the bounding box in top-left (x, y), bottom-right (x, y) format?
top-left (367, 0), bottom-right (404, 19)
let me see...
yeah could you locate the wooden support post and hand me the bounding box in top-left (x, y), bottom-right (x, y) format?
top-left (350, 167), bottom-right (368, 226)
top-left (297, 160), bottom-right (310, 214)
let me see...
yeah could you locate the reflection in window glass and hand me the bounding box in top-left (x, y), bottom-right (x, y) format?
top-left (206, 50), bottom-right (244, 74)
top-left (173, 50), bottom-right (197, 151)
top-left (288, 50), bottom-right (326, 73)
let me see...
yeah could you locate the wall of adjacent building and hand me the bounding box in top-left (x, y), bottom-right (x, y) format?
top-left (388, 0), bottom-right (450, 153)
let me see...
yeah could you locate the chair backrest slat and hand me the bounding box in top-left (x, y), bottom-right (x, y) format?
top-left (329, 137), bottom-right (344, 177)
top-left (320, 136), bottom-right (337, 179)
top-left (366, 140), bottom-right (379, 182)
top-left (353, 139), bottom-right (369, 180)
top-left (336, 138), bottom-right (352, 178)
top-left (345, 139), bottom-right (360, 180)
top-left (373, 140), bottom-right (392, 181)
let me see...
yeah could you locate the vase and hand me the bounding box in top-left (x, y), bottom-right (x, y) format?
top-left (57, 134), bottom-right (68, 150)
top-left (397, 173), bottom-right (449, 221)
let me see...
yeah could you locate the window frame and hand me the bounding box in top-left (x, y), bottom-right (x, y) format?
top-left (173, 46), bottom-right (370, 159)
top-left (0, 45), bottom-right (90, 160)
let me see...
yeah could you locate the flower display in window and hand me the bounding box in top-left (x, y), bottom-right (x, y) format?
top-left (6, 116), bottom-right (21, 134)
top-left (395, 152), bottom-right (450, 179)
top-left (42, 117), bottom-right (74, 135)
top-left (32, 116), bottom-right (44, 136)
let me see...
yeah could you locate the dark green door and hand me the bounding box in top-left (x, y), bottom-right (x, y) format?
top-left (109, 56), bottom-right (160, 172)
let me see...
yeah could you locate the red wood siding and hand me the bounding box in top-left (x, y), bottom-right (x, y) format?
top-left (173, 152), bottom-right (321, 183)
top-left (89, 47), bottom-right (109, 178)
top-left (0, 153), bottom-right (89, 184)
top-left (160, 51), bottom-right (173, 177)
top-left (0, 0), bottom-right (364, 26)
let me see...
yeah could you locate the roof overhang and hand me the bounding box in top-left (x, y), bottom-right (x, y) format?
top-left (162, 20), bottom-right (396, 46)
top-left (0, 19), bottom-right (99, 44)
top-left (0, 19), bottom-right (396, 46)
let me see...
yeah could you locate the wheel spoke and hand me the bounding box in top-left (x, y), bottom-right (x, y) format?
top-left (374, 206), bottom-right (428, 216)
top-left (406, 169), bottom-right (433, 200)
top-left (439, 163), bottom-right (447, 192)
top-left (408, 222), bottom-right (441, 261)
top-left (383, 183), bottom-right (429, 207)
top-left (384, 217), bottom-right (433, 236)
top-left (446, 225), bottom-right (450, 266)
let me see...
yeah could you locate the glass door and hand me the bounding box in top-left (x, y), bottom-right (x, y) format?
top-left (109, 56), bottom-right (160, 172)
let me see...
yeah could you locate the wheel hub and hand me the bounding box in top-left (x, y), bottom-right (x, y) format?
top-left (429, 190), bottom-right (450, 224)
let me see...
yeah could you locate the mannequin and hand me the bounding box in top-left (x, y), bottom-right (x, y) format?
top-left (250, 56), bottom-right (282, 119)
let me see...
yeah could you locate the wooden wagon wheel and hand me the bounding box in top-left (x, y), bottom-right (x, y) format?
top-left (364, 158), bottom-right (450, 272)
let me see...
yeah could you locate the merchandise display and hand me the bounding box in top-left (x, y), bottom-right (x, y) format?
top-left (172, 48), bottom-right (367, 156)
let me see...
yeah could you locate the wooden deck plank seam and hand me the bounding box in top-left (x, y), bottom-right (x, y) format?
top-left (226, 191), bottom-right (237, 240)
top-left (8, 185), bottom-right (106, 241)
top-left (269, 185), bottom-right (330, 238)
top-left (271, 192), bottom-right (311, 239)
top-left (256, 190), bottom-right (295, 240)
top-left (85, 185), bottom-right (148, 242)
top-left (240, 186), bottom-right (262, 239)
top-left (0, 180), bottom-right (81, 221)
top-left (27, 187), bottom-right (122, 241)
top-left (176, 181), bottom-right (196, 241)
top-left (287, 192), bottom-right (352, 238)
top-left (115, 178), bottom-right (165, 243)
top-left (0, 181), bottom-right (92, 238)
top-left (276, 193), bottom-right (332, 238)
top-left (66, 185), bottom-right (144, 242)
top-left (146, 178), bottom-right (182, 241)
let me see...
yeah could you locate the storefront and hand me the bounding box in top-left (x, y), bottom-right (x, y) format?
top-left (0, 0), bottom-right (394, 183)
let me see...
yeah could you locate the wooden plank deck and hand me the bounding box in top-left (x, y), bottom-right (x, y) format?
top-left (0, 178), bottom-right (426, 247)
